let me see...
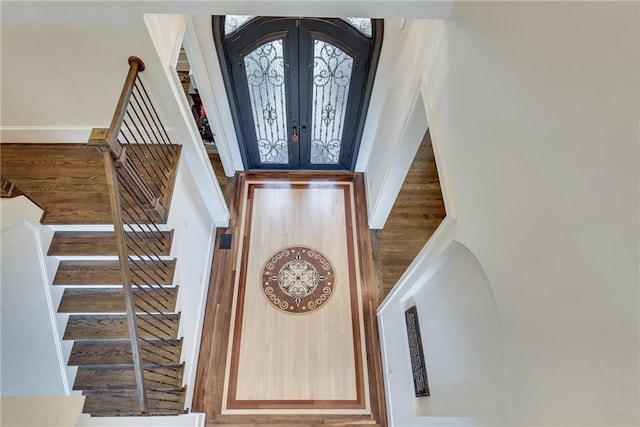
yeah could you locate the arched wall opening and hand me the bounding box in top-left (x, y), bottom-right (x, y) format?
top-left (405, 241), bottom-right (504, 419)
top-left (378, 238), bottom-right (512, 426)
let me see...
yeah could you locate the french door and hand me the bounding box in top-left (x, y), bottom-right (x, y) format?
top-left (221, 17), bottom-right (378, 170)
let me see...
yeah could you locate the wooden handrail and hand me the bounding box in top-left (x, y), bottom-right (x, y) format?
top-left (92, 54), bottom-right (183, 415)
top-left (88, 55), bottom-right (171, 222)
top-left (103, 151), bottom-right (149, 414)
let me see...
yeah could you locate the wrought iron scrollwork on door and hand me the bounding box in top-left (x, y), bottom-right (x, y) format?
top-left (310, 41), bottom-right (354, 164)
top-left (244, 40), bottom-right (289, 164)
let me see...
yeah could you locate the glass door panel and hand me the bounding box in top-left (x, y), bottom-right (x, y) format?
top-left (244, 40), bottom-right (289, 164)
top-left (310, 40), bottom-right (354, 165)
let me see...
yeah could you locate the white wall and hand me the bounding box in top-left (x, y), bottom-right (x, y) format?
top-left (0, 1), bottom-right (454, 222)
top-left (78, 412), bottom-right (205, 427)
top-left (189, 14), bottom-right (245, 175)
top-left (166, 158), bottom-right (216, 411)
top-left (380, 241), bottom-right (507, 426)
top-left (2, 1), bottom-right (638, 425)
top-left (366, 89), bottom-right (429, 228)
top-left (0, 197), bottom-right (69, 396)
top-left (143, 13), bottom-right (230, 227)
top-left (2, 396), bottom-right (85, 427)
top-left (363, 19), bottom-right (446, 227)
top-left (378, 2), bottom-right (639, 426)
top-left (411, 243), bottom-right (504, 419)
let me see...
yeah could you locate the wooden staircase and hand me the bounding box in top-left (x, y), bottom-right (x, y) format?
top-left (49, 229), bottom-right (187, 416)
top-left (2, 56), bottom-right (190, 418)
top-left (0, 140), bottom-right (187, 416)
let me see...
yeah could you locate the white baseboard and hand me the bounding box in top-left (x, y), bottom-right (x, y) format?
top-left (0, 126), bottom-right (93, 143)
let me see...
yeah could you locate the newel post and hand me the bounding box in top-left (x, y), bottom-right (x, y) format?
top-left (88, 56), bottom-right (146, 160)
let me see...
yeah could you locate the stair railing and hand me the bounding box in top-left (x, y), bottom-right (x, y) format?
top-left (1, 176), bottom-right (22, 198)
top-left (95, 57), bottom-right (183, 414)
top-left (90, 56), bottom-right (179, 222)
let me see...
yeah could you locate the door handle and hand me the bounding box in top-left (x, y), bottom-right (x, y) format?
top-left (291, 126), bottom-right (299, 143)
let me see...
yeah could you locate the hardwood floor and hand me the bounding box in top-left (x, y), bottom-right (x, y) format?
top-left (207, 134), bottom-right (444, 303)
top-left (0, 144), bottom-right (110, 223)
top-left (1, 140), bottom-right (442, 421)
top-left (210, 131), bottom-right (446, 302)
top-left (372, 130), bottom-right (446, 299)
top-left (193, 173), bottom-right (386, 426)
top-left (0, 143), bottom-right (180, 224)
top-left (209, 153), bottom-right (235, 207)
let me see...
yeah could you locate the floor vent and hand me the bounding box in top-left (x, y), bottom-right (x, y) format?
top-left (219, 233), bottom-right (232, 249)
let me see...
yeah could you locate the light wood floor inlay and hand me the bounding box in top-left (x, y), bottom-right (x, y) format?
top-left (222, 181), bottom-right (370, 414)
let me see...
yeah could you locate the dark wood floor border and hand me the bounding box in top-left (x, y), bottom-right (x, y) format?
top-left (192, 173), bottom-right (245, 417)
top-left (353, 174), bottom-right (388, 427)
top-left (192, 172), bottom-right (387, 426)
top-left (243, 171), bottom-right (356, 182)
top-left (225, 181), bottom-right (366, 410)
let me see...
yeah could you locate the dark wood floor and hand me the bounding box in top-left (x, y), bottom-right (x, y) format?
top-left (3, 139), bottom-right (443, 293)
top-left (2, 141), bottom-right (442, 291)
top-left (0, 143), bottom-right (180, 225)
top-left (208, 153), bottom-right (235, 207)
top-left (371, 130), bottom-right (446, 299)
top-left (1, 144), bottom-right (111, 223)
top-left (2, 143), bottom-right (442, 422)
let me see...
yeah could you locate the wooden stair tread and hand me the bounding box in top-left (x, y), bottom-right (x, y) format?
top-left (69, 339), bottom-right (182, 365)
top-left (58, 287), bottom-right (178, 313)
top-left (54, 260), bottom-right (175, 286)
top-left (74, 364), bottom-right (184, 390)
top-left (48, 231), bottom-right (173, 256)
top-left (64, 314), bottom-right (180, 340)
top-left (43, 207), bottom-right (114, 224)
top-left (82, 389), bottom-right (185, 416)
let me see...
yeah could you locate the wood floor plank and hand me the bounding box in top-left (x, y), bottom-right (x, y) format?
top-left (192, 173), bottom-right (386, 426)
top-left (0, 143), bottom-right (180, 225)
top-left (192, 174), bottom-right (244, 418)
top-left (211, 413), bottom-right (379, 425)
top-left (353, 175), bottom-right (388, 427)
top-left (227, 182), bottom-right (365, 406)
top-left (208, 153), bottom-right (235, 207)
top-left (373, 130), bottom-right (446, 299)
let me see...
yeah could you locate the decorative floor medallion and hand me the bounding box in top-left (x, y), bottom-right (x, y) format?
top-left (261, 246), bottom-right (335, 314)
